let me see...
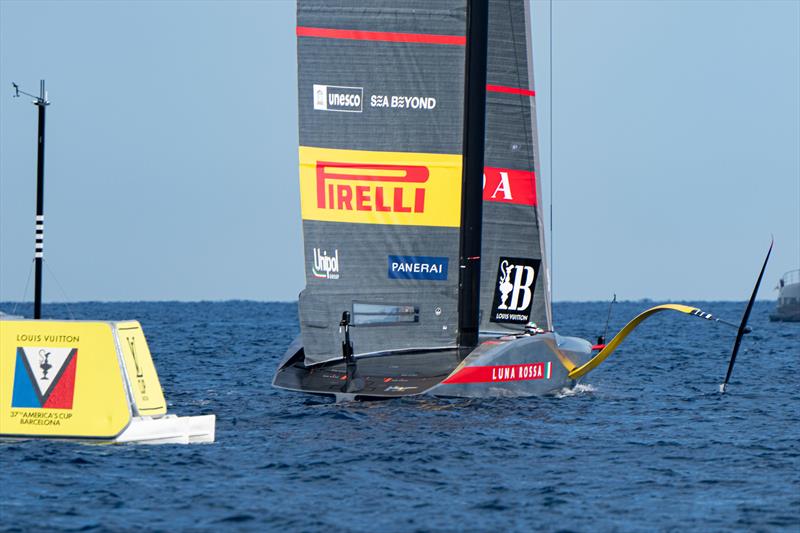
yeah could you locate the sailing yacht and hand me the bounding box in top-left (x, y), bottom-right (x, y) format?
top-left (273, 0), bottom-right (764, 399)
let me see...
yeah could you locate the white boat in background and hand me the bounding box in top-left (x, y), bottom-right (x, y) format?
top-left (770, 270), bottom-right (800, 322)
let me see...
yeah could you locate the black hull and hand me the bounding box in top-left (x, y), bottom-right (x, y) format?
top-left (273, 333), bottom-right (594, 400)
top-left (272, 343), bottom-right (460, 400)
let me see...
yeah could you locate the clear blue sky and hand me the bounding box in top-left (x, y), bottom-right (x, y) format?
top-left (1, 0), bottom-right (798, 303)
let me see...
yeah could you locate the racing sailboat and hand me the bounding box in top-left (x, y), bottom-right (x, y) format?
top-left (273, 0), bottom-right (766, 399)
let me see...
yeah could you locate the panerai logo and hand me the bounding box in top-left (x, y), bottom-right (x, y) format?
top-left (313, 84), bottom-right (363, 112)
top-left (388, 255), bottom-right (448, 281)
top-left (490, 257), bottom-right (540, 324)
top-left (312, 248), bottom-right (340, 280)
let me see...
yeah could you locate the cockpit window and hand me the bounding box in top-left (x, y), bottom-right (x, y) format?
top-left (352, 302), bottom-right (419, 326)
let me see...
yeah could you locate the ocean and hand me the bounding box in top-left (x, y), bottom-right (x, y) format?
top-left (0, 300), bottom-right (797, 532)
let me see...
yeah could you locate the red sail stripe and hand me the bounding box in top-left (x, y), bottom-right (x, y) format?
top-left (486, 84), bottom-right (535, 97)
top-left (297, 26), bottom-right (466, 46)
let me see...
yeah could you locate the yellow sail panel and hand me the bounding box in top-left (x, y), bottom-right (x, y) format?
top-left (115, 322), bottom-right (167, 416)
top-left (0, 320), bottom-right (131, 438)
top-left (299, 146), bottom-right (462, 227)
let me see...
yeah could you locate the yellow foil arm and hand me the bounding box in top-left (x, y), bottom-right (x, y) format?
top-left (568, 304), bottom-right (705, 380)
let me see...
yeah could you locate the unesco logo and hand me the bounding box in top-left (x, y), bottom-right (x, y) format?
top-left (313, 84), bottom-right (363, 113)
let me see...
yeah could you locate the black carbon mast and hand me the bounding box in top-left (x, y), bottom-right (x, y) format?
top-left (457, 0), bottom-right (489, 352)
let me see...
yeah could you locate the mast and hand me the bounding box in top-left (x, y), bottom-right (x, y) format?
top-left (12, 80), bottom-right (49, 319)
top-left (34, 80), bottom-right (48, 320)
top-left (457, 0), bottom-right (489, 351)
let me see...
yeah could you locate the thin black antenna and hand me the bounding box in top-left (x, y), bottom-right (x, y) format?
top-left (549, 0), bottom-right (554, 307)
top-left (12, 80), bottom-right (50, 319)
top-left (599, 293), bottom-right (617, 345)
top-left (457, 0), bottom-right (489, 353)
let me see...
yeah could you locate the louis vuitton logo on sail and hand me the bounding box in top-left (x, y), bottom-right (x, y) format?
top-left (490, 257), bottom-right (541, 324)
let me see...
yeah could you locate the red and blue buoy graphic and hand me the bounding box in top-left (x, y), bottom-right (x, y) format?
top-left (11, 347), bottom-right (78, 409)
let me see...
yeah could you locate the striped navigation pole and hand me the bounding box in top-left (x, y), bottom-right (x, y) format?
top-left (12, 80), bottom-right (50, 319)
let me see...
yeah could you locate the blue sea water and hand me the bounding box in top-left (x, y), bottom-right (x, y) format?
top-left (0, 300), bottom-right (797, 532)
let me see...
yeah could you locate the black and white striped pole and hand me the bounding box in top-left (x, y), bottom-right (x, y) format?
top-left (13, 80), bottom-right (50, 319)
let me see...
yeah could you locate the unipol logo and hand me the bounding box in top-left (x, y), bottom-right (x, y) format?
top-left (312, 247), bottom-right (340, 280)
top-left (490, 257), bottom-right (541, 324)
top-left (482, 167), bottom-right (537, 206)
top-left (313, 84), bottom-right (363, 112)
top-left (316, 162), bottom-right (428, 214)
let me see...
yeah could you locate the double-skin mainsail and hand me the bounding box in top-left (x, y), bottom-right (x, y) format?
top-left (276, 0), bottom-right (553, 397)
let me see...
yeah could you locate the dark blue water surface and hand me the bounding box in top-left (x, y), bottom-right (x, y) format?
top-left (1, 301), bottom-right (797, 532)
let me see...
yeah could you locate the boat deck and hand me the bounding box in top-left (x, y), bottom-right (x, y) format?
top-left (273, 347), bottom-right (463, 399)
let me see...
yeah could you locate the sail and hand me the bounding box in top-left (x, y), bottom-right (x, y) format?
top-left (479, 0), bottom-right (551, 332)
top-left (296, 1), bottom-right (468, 364)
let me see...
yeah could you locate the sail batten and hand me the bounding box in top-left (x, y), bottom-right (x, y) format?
top-left (487, 83), bottom-right (535, 96)
top-left (297, 26), bottom-right (467, 46)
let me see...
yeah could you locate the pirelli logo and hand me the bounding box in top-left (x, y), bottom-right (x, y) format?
top-left (316, 161), bottom-right (427, 213)
top-left (299, 146), bottom-right (462, 227)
